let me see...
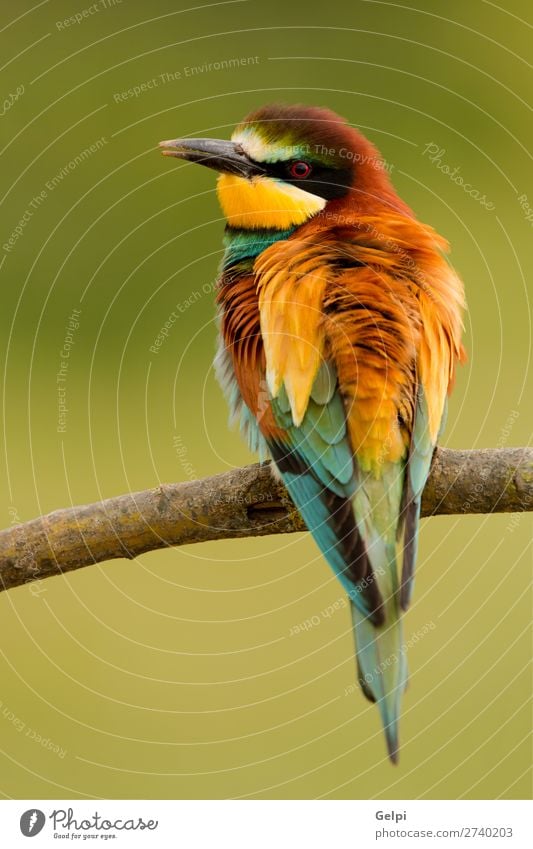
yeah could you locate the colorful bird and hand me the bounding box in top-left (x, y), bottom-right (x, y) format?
top-left (160, 104), bottom-right (465, 763)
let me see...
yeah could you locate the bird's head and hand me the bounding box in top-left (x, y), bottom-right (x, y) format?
top-left (160, 103), bottom-right (399, 230)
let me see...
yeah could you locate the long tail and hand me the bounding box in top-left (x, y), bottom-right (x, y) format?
top-left (351, 542), bottom-right (408, 764)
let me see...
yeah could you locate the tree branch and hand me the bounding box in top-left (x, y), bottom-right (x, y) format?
top-left (1, 447), bottom-right (531, 594)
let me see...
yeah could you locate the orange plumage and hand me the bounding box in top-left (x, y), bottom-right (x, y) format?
top-left (219, 209), bottom-right (464, 471)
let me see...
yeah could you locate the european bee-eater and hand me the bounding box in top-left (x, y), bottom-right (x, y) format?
top-left (160, 104), bottom-right (465, 763)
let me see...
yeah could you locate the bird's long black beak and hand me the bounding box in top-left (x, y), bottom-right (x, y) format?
top-left (159, 137), bottom-right (265, 178)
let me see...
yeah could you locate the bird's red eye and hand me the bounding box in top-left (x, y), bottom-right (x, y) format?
top-left (289, 161), bottom-right (312, 179)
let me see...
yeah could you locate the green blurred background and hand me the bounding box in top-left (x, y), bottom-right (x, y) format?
top-left (0, 0), bottom-right (531, 800)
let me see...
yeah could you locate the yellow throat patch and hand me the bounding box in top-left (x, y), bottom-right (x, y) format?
top-left (217, 173), bottom-right (326, 230)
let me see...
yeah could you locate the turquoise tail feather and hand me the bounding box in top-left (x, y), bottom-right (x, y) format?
top-left (352, 469), bottom-right (408, 762)
top-left (352, 546), bottom-right (408, 764)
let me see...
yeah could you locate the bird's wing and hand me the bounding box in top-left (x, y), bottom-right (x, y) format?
top-left (267, 360), bottom-right (384, 624)
top-left (264, 336), bottom-right (410, 758)
top-left (215, 270), bottom-right (384, 620)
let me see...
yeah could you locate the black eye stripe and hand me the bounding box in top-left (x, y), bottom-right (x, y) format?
top-left (262, 159), bottom-right (353, 200)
